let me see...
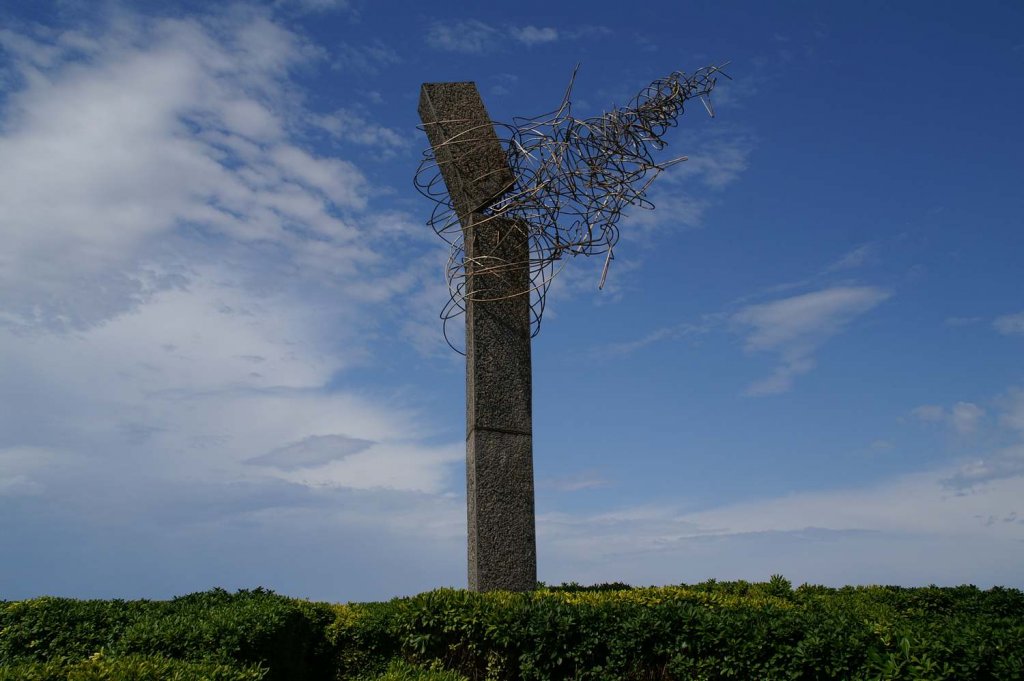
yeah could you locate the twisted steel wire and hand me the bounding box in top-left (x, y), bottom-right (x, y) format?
top-left (416, 64), bottom-right (729, 353)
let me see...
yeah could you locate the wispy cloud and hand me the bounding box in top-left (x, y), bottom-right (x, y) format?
top-left (620, 134), bottom-right (753, 237)
top-left (310, 107), bottom-right (409, 154)
top-left (943, 445), bottom-right (1024, 491)
top-left (732, 286), bottom-right (891, 395)
top-left (911, 404), bottom-right (946, 422)
top-left (332, 40), bottom-right (401, 75)
top-left (949, 402), bottom-right (985, 434)
top-left (994, 311), bottom-right (1024, 336)
top-left (274, 0), bottom-right (350, 13)
top-left (540, 466), bottom-right (1024, 587)
top-left (510, 26), bottom-right (559, 46)
top-left (917, 387), bottom-right (1024, 490)
top-left (911, 402), bottom-right (986, 434)
top-left (425, 19), bottom-right (498, 54)
top-left (662, 134), bottom-right (753, 190)
top-left (591, 315), bottom-right (722, 358)
top-left (424, 20), bottom-right (607, 54)
top-left (996, 387), bottom-right (1024, 433)
top-left (823, 243), bottom-right (876, 273)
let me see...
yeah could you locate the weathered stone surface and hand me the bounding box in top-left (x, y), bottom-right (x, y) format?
top-left (467, 428), bottom-right (536, 591)
top-left (418, 83), bottom-right (516, 221)
top-left (465, 214), bottom-right (532, 436)
top-left (419, 82), bottom-right (536, 593)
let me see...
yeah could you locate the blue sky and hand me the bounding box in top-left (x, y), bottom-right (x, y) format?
top-left (1, 0), bottom-right (1023, 602)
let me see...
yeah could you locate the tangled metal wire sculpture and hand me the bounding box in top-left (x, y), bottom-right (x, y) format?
top-left (415, 64), bottom-right (729, 353)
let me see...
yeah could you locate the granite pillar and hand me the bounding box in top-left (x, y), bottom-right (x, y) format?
top-left (419, 82), bottom-right (537, 592)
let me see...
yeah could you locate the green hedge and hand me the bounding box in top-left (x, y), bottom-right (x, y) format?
top-left (332, 581), bottom-right (1024, 680)
top-left (0, 588), bottom-right (334, 681)
top-left (0, 652), bottom-right (267, 680)
top-left (3, 581), bottom-right (1023, 680)
top-left (375, 659), bottom-right (469, 681)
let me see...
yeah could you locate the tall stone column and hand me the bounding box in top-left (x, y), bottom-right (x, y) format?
top-left (419, 82), bottom-right (537, 592)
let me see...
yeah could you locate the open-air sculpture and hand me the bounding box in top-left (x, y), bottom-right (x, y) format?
top-left (417, 65), bottom-right (727, 591)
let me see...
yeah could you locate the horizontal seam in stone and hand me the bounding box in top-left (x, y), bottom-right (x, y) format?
top-left (467, 425), bottom-right (533, 439)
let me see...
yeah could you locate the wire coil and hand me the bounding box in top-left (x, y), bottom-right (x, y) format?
top-left (415, 64), bottom-right (728, 353)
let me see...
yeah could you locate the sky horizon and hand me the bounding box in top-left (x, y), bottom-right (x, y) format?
top-left (1, 0), bottom-right (1023, 603)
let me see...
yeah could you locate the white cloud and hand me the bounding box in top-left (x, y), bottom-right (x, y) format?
top-left (270, 145), bottom-right (367, 209)
top-left (0, 12), bottom-right (380, 332)
top-left (997, 387), bottom-right (1024, 433)
top-left (615, 135), bottom-right (751, 238)
top-left (510, 26), bottom-right (559, 46)
top-left (311, 107), bottom-right (409, 154)
top-left (732, 286), bottom-right (891, 395)
top-left (332, 40), bottom-right (401, 75)
top-left (943, 445), bottom-right (1024, 490)
top-left (274, 0), bottom-right (350, 13)
top-left (707, 73), bottom-right (758, 110)
top-left (950, 402), bottom-right (985, 434)
top-left (621, 193), bottom-right (708, 234)
top-left (662, 135), bottom-right (753, 190)
top-left (0, 267), bottom-right (465, 523)
top-left (912, 404), bottom-right (946, 422)
top-left (994, 311), bottom-right (1024, 336)
top-left (592, 320), bottom-right (711, 358)
top-left (274, 442), bottom-right (463, 494)
top-left (737, 287), bottom-right (888, 351)
top-left (425, 20), bottom-right (498, 54)
top-left (0, 9), bottom-right (465, 601)
top-left (911, 401), bottom-right (986, 434)
top-left (910, 387), bottom-right (1024, 490)
top-left (539, 466), bottom-right (1024, 587)
top-left (823, 243), bottom-right (876, 272)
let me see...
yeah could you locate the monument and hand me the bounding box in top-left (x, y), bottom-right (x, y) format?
top-left (417, 66), bottom-right (727, 592)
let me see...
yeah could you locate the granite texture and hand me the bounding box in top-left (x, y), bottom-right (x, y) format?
top-left (466, 428), bottom-right (537, 592)
top-left (464, 214), bottom-right (532, 436)
top-left (419, 82), bottom-right (536, 592)
top-left (418, 82), bottom-right (516, 221)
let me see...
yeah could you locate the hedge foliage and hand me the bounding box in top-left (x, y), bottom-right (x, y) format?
top-left (0, 587), bottom-right (333, 681)
top-left (0, 652), bottom-right (267, 680)
top-left (324, 579), bottom-right (1024, 680)
top-left (3, 580), bottom-right (1023, 680)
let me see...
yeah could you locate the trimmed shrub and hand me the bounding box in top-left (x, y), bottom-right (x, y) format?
top-left (1, 588), bottom-right (334, 681)
top-left (0, 652), bottom-right (266, 680)
top-left (327, 600), bottom-right (405, 679)
top-left (374, 658), bottom-right (469, 681)
top-left (0, 596), bottom-right (159, 665)
top-left (4, 580), bottom-right (1022, 679)
top-left (373, 582), bottom-right (1024, 680)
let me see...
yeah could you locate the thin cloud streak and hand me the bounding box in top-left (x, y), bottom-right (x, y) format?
top-left (911, 401), bottom-right (985, 434)
top-left (732, 286), bottom-right (891, 395)
top-left (823, 243), bottom-right (876, 273)
top-left (994, 311), bottom-right (1024, 336)
top-left (511, 26), bottom-right (559, 46)
top-left (425, 19), bottom-right (498, 54)
top-left (540, 463), bottom-right (1024, 587)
